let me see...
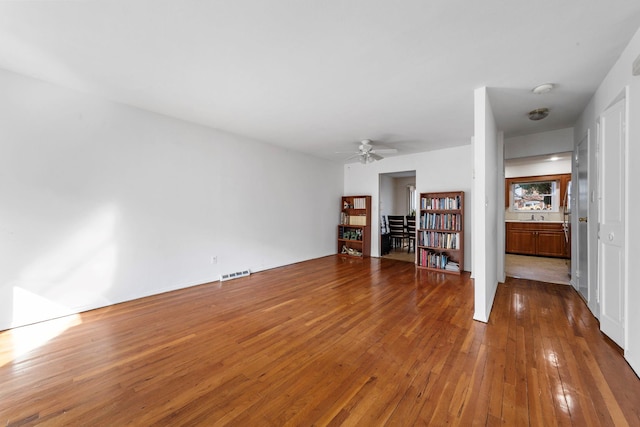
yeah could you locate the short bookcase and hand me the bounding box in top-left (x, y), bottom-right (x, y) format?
top-left (338, 195), bottom-right (371, 258)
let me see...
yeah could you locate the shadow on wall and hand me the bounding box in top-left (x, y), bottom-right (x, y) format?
top-left (0, 204), bottom-right (120, 364)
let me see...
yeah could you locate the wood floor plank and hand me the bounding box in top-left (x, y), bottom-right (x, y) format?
top-left (1, 256), bottom-right (639, 426)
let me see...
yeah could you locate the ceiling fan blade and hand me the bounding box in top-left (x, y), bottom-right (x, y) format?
top-left (369, 153), bottom-right (384, 161)
top-left (372, 148), bottom-right (398, 154)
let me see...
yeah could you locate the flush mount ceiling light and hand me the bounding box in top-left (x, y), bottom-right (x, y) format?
top-left (528, 107), bottom-right (549, 121)
top-left (532, 83), bottom-right (554, 94)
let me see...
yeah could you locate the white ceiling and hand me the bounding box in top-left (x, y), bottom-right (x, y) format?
top-left (2, 1), bottom-right (640, 163)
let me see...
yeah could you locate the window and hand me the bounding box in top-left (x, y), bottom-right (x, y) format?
top-left (505, 174), bottom-right (570, 211)
top-left (511, 180), bottom-right (559, 212)
top-left (408, 185), bottom-right (416, 215)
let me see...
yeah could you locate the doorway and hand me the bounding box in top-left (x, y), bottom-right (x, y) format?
top-left (504, 153), bottom-right (572, 284)
top-left (379, 170), bottom-right (416, 263)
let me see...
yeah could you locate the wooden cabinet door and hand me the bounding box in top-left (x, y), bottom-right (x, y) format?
top-left (506, 230), bottom-right (537, 255)
top-left (507, 223), bottom-right (570, 258)
top-left (536, 231), bottom-right (565, 257)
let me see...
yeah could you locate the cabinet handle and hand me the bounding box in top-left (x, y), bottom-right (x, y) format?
top-left (579, 217), bottom-right (588, 223)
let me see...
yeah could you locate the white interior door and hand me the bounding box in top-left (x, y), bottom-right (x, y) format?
top-left (598, 98), bottom-right (626, 348)
top-left (576, 134), bottom-right (588, 300)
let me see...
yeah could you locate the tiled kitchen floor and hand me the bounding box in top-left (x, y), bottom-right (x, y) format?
top-left (505, 254), bottom-right (570, 285)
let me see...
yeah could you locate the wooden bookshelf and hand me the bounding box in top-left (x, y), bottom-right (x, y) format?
top-left (416, 191), bottom-right (464, 274)
top-left (338, 195), bottom-right (371, 258)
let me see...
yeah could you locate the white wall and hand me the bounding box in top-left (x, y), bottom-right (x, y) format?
top-left (344, 145), bottom-right (472, 269)
top-left (574, 26), bottom-right (640, 376)
top-left (504, 158), bottom-right (571, 178)
top-left (504, 128), bottom-right (574, 159)
top-left (473, 87), bottom-right (500, 323)
top-left (0, 69), bottom-right (342, 330)
top-left (393, 176), bottom-right (415, 215)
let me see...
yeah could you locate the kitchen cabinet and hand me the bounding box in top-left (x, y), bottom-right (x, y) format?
top-left (506, 222), bottom-right (569, 258)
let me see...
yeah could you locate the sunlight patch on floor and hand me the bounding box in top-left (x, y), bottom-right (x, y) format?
top-left (0, 311), bottom-right (82, 367)
top-left (1, 205), bottom-right (119, 366)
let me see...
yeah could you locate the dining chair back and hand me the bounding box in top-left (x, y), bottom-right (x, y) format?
top-left (387, 215), bottom-right (406, 249)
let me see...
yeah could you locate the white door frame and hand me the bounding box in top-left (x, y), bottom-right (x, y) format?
top-left (597, 93), bottom-right (627, 348)
top-left (575, 131), bottom-right (589, 302)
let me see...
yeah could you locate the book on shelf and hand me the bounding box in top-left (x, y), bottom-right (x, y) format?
top-left (419, 212), bottom-right (461, 231)
top-left (418, 248), bottom-right (460, 271)
top-left (419, 231), bottom-right (460, 249)
top-left (444, 260), bottom-right (460, 272)
top-left (340, 212), bottom-right (348, 225)
top-left (420, 195), bottom-right (462, 210)
top-left (352, 197), bottom-right (367, 209)
top-left (418, 248), bottom-right (449, 269)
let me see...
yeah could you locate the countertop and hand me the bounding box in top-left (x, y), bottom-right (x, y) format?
top-left (505, 220), bottom-right (564, 223)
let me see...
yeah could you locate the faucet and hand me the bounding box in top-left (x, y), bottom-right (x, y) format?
top-left (531, 214), bottom-right (535, 220)
top-left (540, 215), bottom-right (544, 221)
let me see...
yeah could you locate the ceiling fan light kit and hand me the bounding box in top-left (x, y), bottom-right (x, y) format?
top-left (359, 154), bottom-right (372, 164)
top-left (344, 139), bottom-right (398, 164)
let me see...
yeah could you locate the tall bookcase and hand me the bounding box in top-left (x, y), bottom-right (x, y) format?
top-left (338, 195), bottom-right (371, 258)
top-left (417, 191), bottom-right (464, 274)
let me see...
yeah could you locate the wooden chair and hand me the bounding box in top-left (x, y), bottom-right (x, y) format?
top-left (387, 215), bottom-right (406, 250)
top-left (380, 216), bottom-right (391, 255)
top-left (406, 216), bottom-right (416, 253)
top-left (380, 216), bottom-right (389, 234)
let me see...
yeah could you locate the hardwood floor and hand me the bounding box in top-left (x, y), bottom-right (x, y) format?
top-left (1, 256), bottom-right (638, 426)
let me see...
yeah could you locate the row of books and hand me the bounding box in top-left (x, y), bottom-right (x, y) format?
top-left (340, 213), bottom-right (368, 226)
top-left (418, 231), bottom-right (460, 249)
top-left (421, 195), bottom-right (462, 210)
top-left (417, 248), bottom-right (460, 271)
top-left (419, 213), bottom-right (461, 231)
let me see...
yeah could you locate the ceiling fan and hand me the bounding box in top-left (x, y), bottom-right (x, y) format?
top-left (342, 139), bottom-right (398, 164)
